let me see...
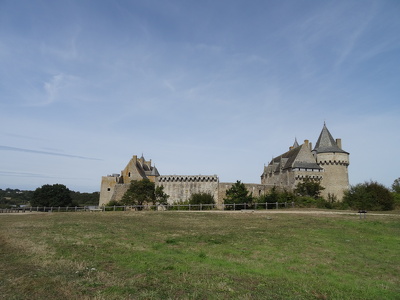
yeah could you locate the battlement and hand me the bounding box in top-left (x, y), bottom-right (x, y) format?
top-left (316, 151), bottom-right (350, 167)
top-left (318, 160), bottom-right (349, 166)
top-left (295, 174), bottom-right (323, 181)
top-left (158, 175), bottom-right (218, 183)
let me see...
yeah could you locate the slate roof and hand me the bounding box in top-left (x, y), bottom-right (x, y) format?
top-left (293, 138), bottom-right (299, 148)
top-left (313, 124), bottom-right (348, 154)
top-left (268, 143), bottom-right (321, 171)
top-left (150, 166), bottom-right (160, 176)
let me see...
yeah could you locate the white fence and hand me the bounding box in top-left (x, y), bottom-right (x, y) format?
top-left (0, 202), bottom-right (295, 213)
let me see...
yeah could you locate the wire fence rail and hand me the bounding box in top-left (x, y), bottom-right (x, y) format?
top-left (0, 202), bottom-right (295, 213)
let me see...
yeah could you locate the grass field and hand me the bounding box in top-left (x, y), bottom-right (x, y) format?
top-left (1, 210), bottom-right (399, 299)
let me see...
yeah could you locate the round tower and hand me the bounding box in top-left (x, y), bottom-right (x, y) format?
top-left (312, 124), bottom-right (350, 201)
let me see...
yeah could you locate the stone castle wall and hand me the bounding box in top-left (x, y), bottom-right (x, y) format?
top-left (156, 175), bottom-right (219, 204)
top-left (110, 184), bottom-right (130, 203)
top-left (99, 175), bottom-right (120, 206)
top-left (100, 175), bottom-right (275, 207)
top-left (217, 182), bottom-right (272, 205)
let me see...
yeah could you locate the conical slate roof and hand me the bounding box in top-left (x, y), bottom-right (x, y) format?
top-left (293, 138), bottom-right (299, 148)
top-left (313, 124), bottom-right (348, 154)
top-left (150, 166), bottom-right (160, 176)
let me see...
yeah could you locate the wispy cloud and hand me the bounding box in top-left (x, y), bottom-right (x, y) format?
top-left (2, 132), bottom-right (48, 141)
top-left (0, 170), bottom-right (95, 181)
top-left (334, 9), bottom-right (376, 68)
top-left (0, 146), bottom-right (102, 161)
top-left (0, 171), bottom-right (56, 178)
top-left (43, 73), bottom-right (64, 105)
top-left (23, 73), bottom-right (80, 107)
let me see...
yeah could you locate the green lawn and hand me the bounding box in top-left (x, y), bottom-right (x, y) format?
top-left (1, 211), bottom-right (399, 299)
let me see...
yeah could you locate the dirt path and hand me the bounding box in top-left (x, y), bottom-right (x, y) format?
top-left (172, 209), bottom-right (400, 217)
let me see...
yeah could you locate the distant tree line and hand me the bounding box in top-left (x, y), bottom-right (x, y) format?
top-left (0, 188), bottom-right (34, 208)
top-left (0, 186), bottom-right (100, 208)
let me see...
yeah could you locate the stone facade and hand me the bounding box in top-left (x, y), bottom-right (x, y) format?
top-left (157, 175), bottom-right (219, 204)
top-left (99, 124), bottom-right (350, 205)
top-left (261, 123), bottom-right (349, 200)
top-left (99, 155), bottom-right (159, 206)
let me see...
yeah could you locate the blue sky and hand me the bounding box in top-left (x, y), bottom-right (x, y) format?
top-left (1, 0), bottom-right (399, 192)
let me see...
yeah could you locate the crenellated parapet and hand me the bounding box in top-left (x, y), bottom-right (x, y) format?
top-left (157, 175), bottom-right (218, 183)
top-left (318, 160), bottom-right (349, 166)
top-left (295, 174), bottom-right (323, 181)
top-left (315, 151), bottom-right (350, 167)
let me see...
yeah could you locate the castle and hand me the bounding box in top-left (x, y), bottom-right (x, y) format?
top-left (99, 123), bottom-right (349, 206)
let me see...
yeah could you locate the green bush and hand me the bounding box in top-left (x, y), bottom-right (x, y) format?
top-left (167, 200), bottom-right (190, 210)
top-left (343, 181), bottom-right (394, 211)
top-left (254, 188), bottom-right (295, 209)
top-left (294, 196), bottom-right (317, 208)
top-left (188, 193), bottom-right (215, 210)
top-left (106, 200), bottom-right (121, 206)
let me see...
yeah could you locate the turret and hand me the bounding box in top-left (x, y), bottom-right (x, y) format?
top-left (313, 123), bottom-right (350, 200)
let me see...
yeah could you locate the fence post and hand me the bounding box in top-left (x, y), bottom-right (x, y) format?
top-left (113, 205), bottom-right (116, 211)
top-left (58, 206), bottom-right (60, 212)
top-left (266, 202), bottom-right (268, 209)
top-left (200, 203), bottom-right (202, 211)
top-left (244, 203), bottom-right (246, 210)
top-left (189, 204), bottom-right (191, 211)
top-left (233, 203), bottom-right (236, 210)
top-left (292, 202), bottom-right (294, 208)
top-left (276, 202), bottom-right (278, 209)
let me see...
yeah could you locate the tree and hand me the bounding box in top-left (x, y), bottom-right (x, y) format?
top-left (70, 191), bottom-right (100, 206)
top-left (224, 180), bottom-right (253, 204)
top-left (343, 181), bottom-right (394, 211)
top-left (155, 185), bottom-right (169, 205)
top-left (31, 184), bottom-right (73, 207)
top-left (392, 178), bottom-right (400, 193)
top-left (294, 179), bottom-right (325, 199)
top-left (120, 179), bottom-right (156, 206)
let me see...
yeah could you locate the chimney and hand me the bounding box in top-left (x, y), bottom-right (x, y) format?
top-left (304, 139), bottom-right (309, 146)
top-left (289, 146), bottom-right (293, 150)
top-left (336, 138), bottom-right (342, 149)
top-left (309, 142), bottom-right (312, 151)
